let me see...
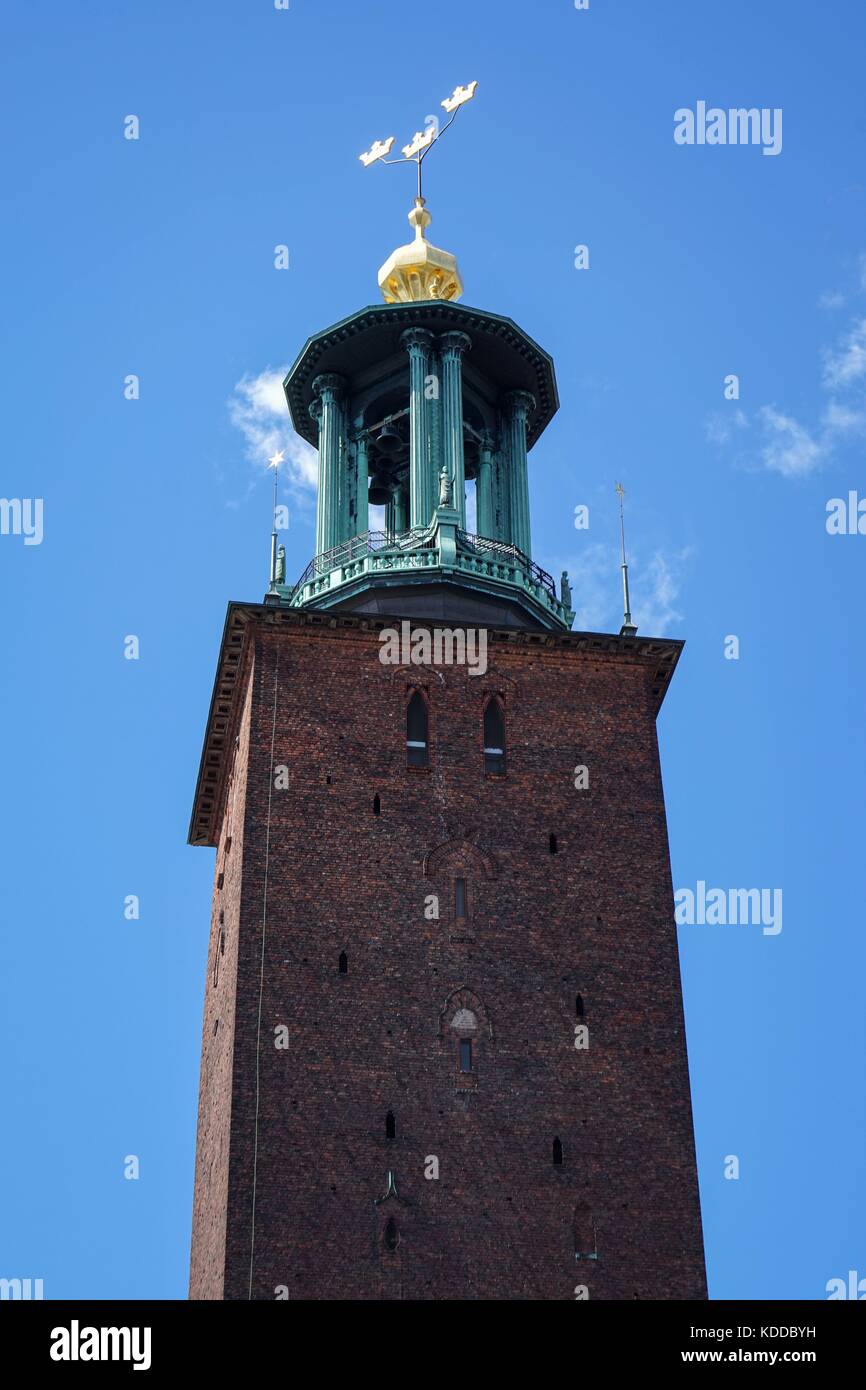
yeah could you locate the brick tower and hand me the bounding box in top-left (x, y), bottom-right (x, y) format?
top-left (188, 173), bottom-right (706, 1300)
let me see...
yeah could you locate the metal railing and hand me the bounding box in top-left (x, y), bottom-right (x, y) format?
top-left (290, 527), bottom-right (434, 598)
top-left (289, 526), bottom-right (559, 606)
top-left (457, 531), bottom-right (557, 599)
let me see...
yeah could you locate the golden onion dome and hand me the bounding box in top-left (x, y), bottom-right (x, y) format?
top-left (377, 197), bottom-right (462, 304)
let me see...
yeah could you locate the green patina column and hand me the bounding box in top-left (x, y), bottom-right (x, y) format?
top-left (439, 331), bottom-right (472, 530)
top-left (400, 327), bottom-right (435, 529)
top-left (476, 431), bottom-right (494, 539)
top-left (312, 372), bottom-right (347, 554)
top-left (354, 432), bottom-right (369, 537)
top-left (491, 443), bottom-right (511, 542)
top-left (386, 485), bottom-right (408, 538)
top-left (308, 397), bottom-right (325, 557)
top-left (503, 390), bottom-right (535, 557)
top-left (428, 347), bottom-right (442, 515)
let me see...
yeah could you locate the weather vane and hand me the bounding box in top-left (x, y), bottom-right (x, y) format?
top-left (615, 482), bottom-right (637, 637)
top-left (359, 81), bottom-right (478, 202)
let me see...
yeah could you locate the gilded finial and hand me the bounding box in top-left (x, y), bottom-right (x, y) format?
top-left (359, 81), bottom-right (478, 303)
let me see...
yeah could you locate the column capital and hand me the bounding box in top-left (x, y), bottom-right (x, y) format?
top-left (400, 326), bottom-right (435, 354)
top-left (438, 330), bottom-right (472, 359)
top-left (312, 372), bottom-right (347, 401)
top-left (502, 389), bottom-right (536, 419)
top-left (308, 397), bottom-right (323, 423)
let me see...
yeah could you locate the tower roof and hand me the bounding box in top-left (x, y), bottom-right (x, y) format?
top-left (283, 300), bottom-right (559, 450)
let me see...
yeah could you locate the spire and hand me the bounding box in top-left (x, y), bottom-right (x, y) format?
top-left (359, 81), bottom-right (477, 304)
top-left (615, 482), bottom-right (638, 637)
top-left (267, 450), bottom-right (284, 593)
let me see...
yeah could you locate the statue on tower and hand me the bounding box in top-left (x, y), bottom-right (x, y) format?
top-left (438, 465), bottom-right (454, 508)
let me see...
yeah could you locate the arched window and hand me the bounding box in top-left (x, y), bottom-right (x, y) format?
top-left (338, 951), bottom-right (348, 975)
top-left (449, 1004), bottom-right (480, 1079)
top-left (406, 691), bottom-right (429, 767)
top-left (373, 794), bottom-right (381, 815)
top-left (553, 1136), bottom-right (563, 1166)
top-left (384, 1217), bottom-right (399, 1251)
top-left (575, 993), bottom-right (584, 1018)
top-left (483, 698), bottom-right (506, 775)
top-left (385, 1111), bottom-right (396, 1140)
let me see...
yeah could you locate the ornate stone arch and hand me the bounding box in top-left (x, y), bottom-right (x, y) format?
top-left (438, 987), bottom-right (494, 1040)
top-left (422, 837), bottom-right (498, 881)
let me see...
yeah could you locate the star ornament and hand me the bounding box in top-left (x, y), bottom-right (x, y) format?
top-left (268, 450), bottom-right (285, 469)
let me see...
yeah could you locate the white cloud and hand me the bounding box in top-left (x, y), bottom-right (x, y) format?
top-left (822, 317), bottom-right (866, 391)
top-left (228, 367), bottom-right (318, 491)
top-left (818, 290), bottom-right (845, 310)
top-left (634, 549), bottom-right (691, 635)
top-left (756, 406), bottom-right (825, 478)
top-left (707, 275), bottom-right (866, 478)
top-left (555, 543), bottom-right (691, 637)
top-left (704, 408), bottom-right (748, 445)
top-left (821, 399), bottom-right (866, 435)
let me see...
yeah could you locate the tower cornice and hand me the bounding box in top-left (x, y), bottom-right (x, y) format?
top-left (283, 301), bottom-right (559, 451)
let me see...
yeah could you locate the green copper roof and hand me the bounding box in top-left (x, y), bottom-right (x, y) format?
top-left (284, 300), bottom-right (559, 449)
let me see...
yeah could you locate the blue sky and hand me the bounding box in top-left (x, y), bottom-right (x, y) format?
top-left (1, 0), bottom-right (864, 1300)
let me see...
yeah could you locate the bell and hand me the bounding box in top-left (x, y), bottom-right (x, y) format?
top-left (375, 423), bottom-right (402, 453)
top-left (368, 482), bottom-right (391, 505)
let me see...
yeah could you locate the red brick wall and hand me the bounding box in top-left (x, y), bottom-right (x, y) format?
top-left (189, 646), bottom-right (256, 1299)
top-left (190, 615), bottom-right (706, 1300)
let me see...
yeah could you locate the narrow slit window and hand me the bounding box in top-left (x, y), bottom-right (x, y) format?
top-left (574, 1204), bottom-right (596, 1260)
top-left (483, 698), bottom-right (506, 775)
top-left (549, 833), bottom-right (558, 854)
top-left (386, 1110), bottom-right (396, 1140)
top-left (338, 951), bottom-right (348, 975)
top-left (373, 794), bottom-right (381, 815)
top-left (459, 1038), bottom-right (473, 1073)
top-left (384, 1217), bottom-right (399, 1251)
top-left (406, 691), bottom-right (429, 767)
top-left (455, 877), bottom-right (467, 919)
top-left (553, 1136), bottom-right (563, 1166)
top-left (575, 993), bottom-right (584, 1018)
